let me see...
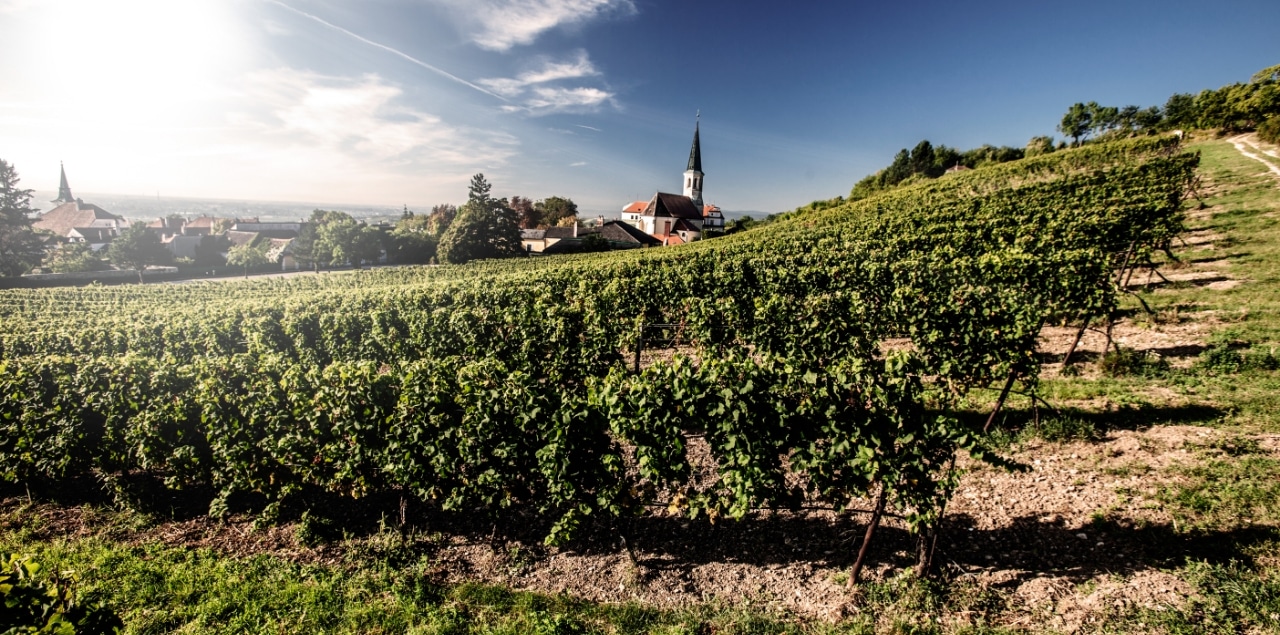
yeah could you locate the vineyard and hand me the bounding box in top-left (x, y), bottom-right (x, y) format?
top-left (1, 135), bottom-right (1199, 582)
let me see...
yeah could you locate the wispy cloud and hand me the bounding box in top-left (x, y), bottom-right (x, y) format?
top-left (266, 0), bottom-right (507, 101)
top-left (569, 161), bottom-right (587, 167)
top-left (574, 124), bottom-right (601, 132)
top-left (480, 52), bottom-right (615, 115)
top-left (478, 51), bottom-right (598, 97)
top-left (232, 68), bottom-right (518, 172)
top-left (526, 87), bottom-right (613, 112)
top-left (431, 0), bottom-right (635, 51)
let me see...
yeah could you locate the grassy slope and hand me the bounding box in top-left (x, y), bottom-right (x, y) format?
top-left (4, 137), bottom-right (1280, 634)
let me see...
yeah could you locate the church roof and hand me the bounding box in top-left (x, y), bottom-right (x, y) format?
top-left (54, 163), bottom-right (74, 203)
top-left (687, 121), bottom-right (702, 173)
top-left (34, 201), bottom-right (125, 238)
top-left (643, 192), bottom-right (703, 220)
top-left (621, 201), bottom-right (648, 214)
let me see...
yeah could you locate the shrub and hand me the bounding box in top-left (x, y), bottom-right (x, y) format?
top-left (1258, 117), bottom-right (1280, 145)
top-left (1100, 347), bottom-right (1170, 378)
top-left (0, 553), bottom-right (124, 634)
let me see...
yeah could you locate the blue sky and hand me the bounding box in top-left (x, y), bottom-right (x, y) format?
top-left (1, 0), bottom-right (1277, 217)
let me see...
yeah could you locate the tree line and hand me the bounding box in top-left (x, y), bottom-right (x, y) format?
top-left (1060, 63), bottom-right (1280, 145)
top-left (848, 62), bottom-right (1280, 202)
top-left (0, 164), bottom-right (582, 279)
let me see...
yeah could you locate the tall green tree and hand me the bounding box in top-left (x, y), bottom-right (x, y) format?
top-left (1162, 93), bottom-right (1198, 129)
top-left (908, 140), bottom-right (936, 177)
top-left (0, 159), bottom-right (44, 277)
top-left (225, 241), bottom-right (269, 278)
top-left (427, 204), bottom-right (457, 238)
top-left (1058, 102), bottom-right (1094, 145)
top-left (388, 213), bottom-right (438, 264)
top-left (45, 243), bottom-right (107, 273)
top-left (292, 209), bottom-right (354, 271)
top-left (438, 173), bottom-right (524, 264)
top-left (537, 196), bottom-right (578, 228)
top-left (108, 222), bottom-right (171, 283)
top-left (318, 218), bottom-right (383, 267)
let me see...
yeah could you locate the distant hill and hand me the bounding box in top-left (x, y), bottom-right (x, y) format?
top-left (30, 191), bottom-right (402, 224)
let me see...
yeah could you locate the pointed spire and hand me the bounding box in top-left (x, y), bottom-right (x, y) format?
top-left (54, 162), bottom-right (74, 204)
top-left (686, 114), bottom-right (702, 173)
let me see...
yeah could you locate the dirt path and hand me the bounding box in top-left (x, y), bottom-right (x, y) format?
top-left (1229, 133), bottom-right (1280, 182)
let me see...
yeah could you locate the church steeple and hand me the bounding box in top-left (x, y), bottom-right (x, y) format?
top-left (683, 114), bottom-right (704, 210)
top-left (687, 119), bottom-right (702, 172)
top-left (54, 162), bottom-right (74, 204)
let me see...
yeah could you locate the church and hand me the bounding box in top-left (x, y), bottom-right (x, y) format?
top-left (32, 164), bottom-right (128, 252)
top-left (621, 118), bottom-right (725, 245)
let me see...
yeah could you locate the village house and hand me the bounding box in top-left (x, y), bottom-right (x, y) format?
top-left (620, 118), bottom-right (725, 244)
top-left (32, 164), bottom-right (128, 252)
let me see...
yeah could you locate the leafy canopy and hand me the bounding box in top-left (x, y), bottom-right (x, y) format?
top-left (437, 173), bottom-right (524, 264)
top-left (0, 159), bottom-right (44, 277)
top-left (107, 222), bottom-right (171, 282)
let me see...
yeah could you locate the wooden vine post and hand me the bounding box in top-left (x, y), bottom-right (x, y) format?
top-left (848, 485), bottom-right (888, 587)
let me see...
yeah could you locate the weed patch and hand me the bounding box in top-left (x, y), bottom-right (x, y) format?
top-left (1159, 456), bottom-right (1280, 529)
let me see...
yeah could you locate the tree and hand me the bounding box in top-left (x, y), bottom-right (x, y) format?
top-left (108, 222), bottom-right (171, 283)
top-left (0, 159), bottom-right (44, 277)
top-left (194, 234), bottom-right (229, 267)
top-left (437, 173), bottom-right (524, 264)
top-left (1058, 102), bottom-right (1094, 145)
top-left (1135, 106), bottom-right (1164, 132)
top-left (538, 196), bottom-right (578, 228)
top-left (908, 140), bottom-right (936, 177)
top-left (1163, 93), bottom-right (1198, 129)
top-left (1251, 64), bottom-right (1280, 85)
top-left (45, 242), bottom-right (108, 273)
top-left (725, 215), bottom-right (757, 234)
top-left (1092, 104), bottom-right (1120, 135)
top-left (1259, 117), bottom-right (1280, 145)
top-left (225, 241), bottom-right (269, 278)
top-left (428, 204), bottom-right (457, 238)
top-left (388, 213), bottom-right (438, 264)
top-left (1025, 135), bottom-right (1056, 157)
top-left (292, 209), bottom-right (351, 271)
top-left (315, 214), bottom-right (383, 267)
top-left (931, 144), bottom-right (962, 174)
top-left (882, 149), bottom-right (912, 185)
top-left (509, 196), bottom-right (542, 229)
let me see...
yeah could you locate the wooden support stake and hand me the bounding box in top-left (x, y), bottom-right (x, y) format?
top-left (634, 328), bottom-right (644, 374)
top-left (983, 372), bottom-right (1017, 433)
top-left (1063, 316), bottom-right (1091, 366)
top-left (849, 486), bottom-right (888, 587)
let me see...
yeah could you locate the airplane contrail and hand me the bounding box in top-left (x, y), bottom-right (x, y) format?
top-left (265, 0), bottom-right (509, 102)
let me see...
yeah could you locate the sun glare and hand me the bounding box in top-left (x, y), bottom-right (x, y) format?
top-left (23, 0), bottom-right (249, 129)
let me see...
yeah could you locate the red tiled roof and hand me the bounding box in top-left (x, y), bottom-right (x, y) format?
top-left (622, 201), bottom-right (647, 213)
top-left (33, 201), bottom-right (125, 238)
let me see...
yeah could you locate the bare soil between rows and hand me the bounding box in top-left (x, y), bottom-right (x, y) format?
top-left (6, 424), bottom-right (1277, 629)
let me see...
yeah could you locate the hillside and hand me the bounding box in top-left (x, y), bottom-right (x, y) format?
top-left (3, 134), bottom-right (1280, 633)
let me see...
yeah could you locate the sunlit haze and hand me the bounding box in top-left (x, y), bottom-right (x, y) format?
top-left (2, 0), bottom-right (1278, 215)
